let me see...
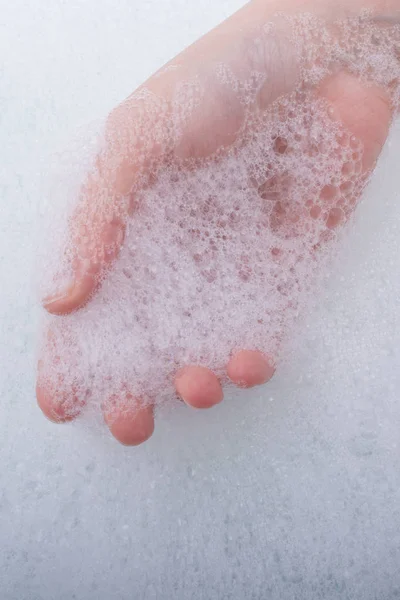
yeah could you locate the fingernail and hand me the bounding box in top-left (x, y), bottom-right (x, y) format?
top-left (43, 262), bottom-right (94, 315)
top-left (43, 220), bottom-right (124, 315)
top-left (43, 283), bottom-right (75, 314)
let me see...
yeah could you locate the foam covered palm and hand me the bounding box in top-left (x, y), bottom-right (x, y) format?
top-left (37, 0), bottom-right (399, 445)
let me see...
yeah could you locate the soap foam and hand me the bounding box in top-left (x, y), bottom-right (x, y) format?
top-left (37, 13), bottom-right (400, 417)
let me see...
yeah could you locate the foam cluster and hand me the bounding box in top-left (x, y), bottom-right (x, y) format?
top-left (37, 12), bottom-right (400, 416)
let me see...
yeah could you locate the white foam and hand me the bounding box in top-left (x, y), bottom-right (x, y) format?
top-left (3, 2), bottom-right (400, 599)
top-left (38, 13), bottom-right (400, 416)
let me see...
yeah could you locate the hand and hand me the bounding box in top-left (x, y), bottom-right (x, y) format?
top-left (37, 0), bottom-right (396, 445)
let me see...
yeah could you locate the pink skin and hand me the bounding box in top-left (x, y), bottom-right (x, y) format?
top-left (227, 351), bottom-right (276, 389)
top-left (175, 366), bottom-right (224, 409)
top-left (37, 0), bottom-right (395, 445)
top-left (103, 394), bottom-right (155, 447)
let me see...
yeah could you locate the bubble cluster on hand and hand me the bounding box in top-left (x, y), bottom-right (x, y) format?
top-left (38, 13), bottom-right (400, 415)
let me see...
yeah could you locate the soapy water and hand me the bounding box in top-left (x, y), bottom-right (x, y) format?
top-left (37, 12), bottom-right (400, 418)
top-left (3, 3), bottom-right (400, 598)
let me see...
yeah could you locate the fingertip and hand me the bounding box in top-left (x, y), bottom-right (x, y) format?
top-left (104, 399), bottom-right (155, 446)
top-left (227, 350), bottom-right (275, 388)
top-left (43, 220), bottom-right (125, 315)
top-left (43, 266), bottom-right (99, 316)
top-left (36, 381), bottom-right (81, 424)
top-left (175, 366), bottom-right (223, 409)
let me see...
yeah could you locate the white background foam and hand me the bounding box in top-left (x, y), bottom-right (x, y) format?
top-left (1, 1), bottom-right (400, 598)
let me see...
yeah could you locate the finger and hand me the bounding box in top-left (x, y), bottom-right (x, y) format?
top-left (43, 213), bottom-right (125, 316)
top-left (227, 350), bottom-right (275, 389)
top-left (175, 366), bottom-right (223, 409)
top-left (43, 143), bottom-right (131, 316)
top-left (36, 362), bottom-right (85, 423)
top-left (42, 84), bottom-right (167, 317)
top-left (36, 377), bottom-right (83, 423)
top-left (319, 72), bottom-right (392, 175)
top-left (306, 71), bottom-right (393, 237)
top-left (103, 391), bottom-right (155, 446)
top-left (36, 324), bottom-right (86, 423)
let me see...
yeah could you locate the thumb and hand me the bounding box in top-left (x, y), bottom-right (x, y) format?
top-left (43, 170), bottom-right (126, 315)
top-left (43, 95), bottom-right (160, 316)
